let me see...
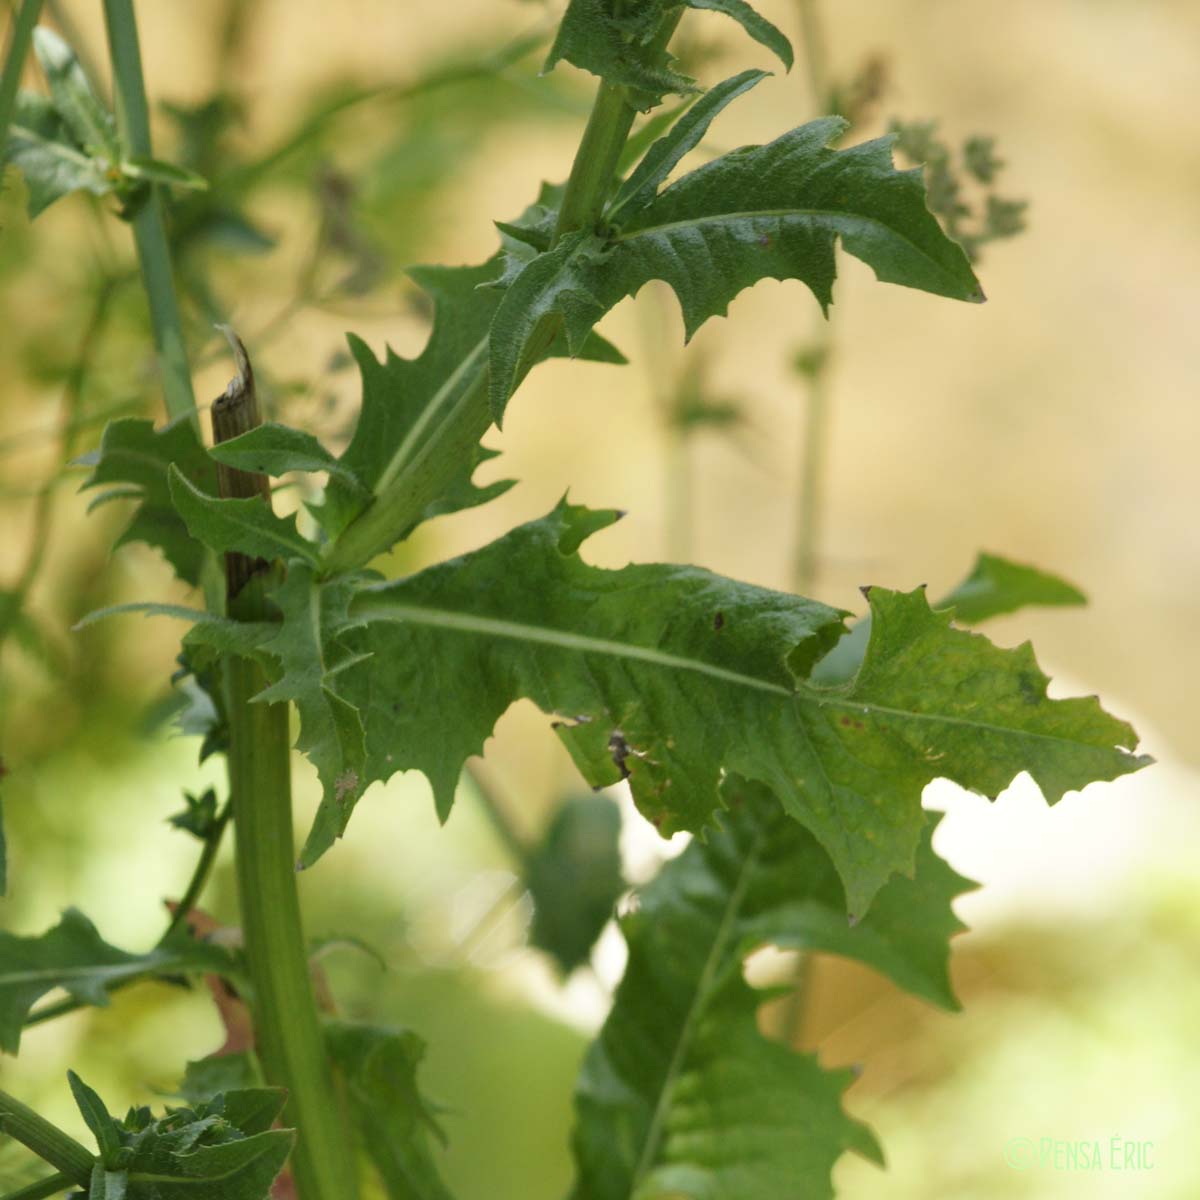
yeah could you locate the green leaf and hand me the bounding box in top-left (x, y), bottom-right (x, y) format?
top-left (325, 1020), bottom-right (453, 1200)
top-left (940, 551), bottom-right (1086, 624)
top-left (545, 1), bottom-right (791, 107)
top-left (723, 779), bottom-right (972, 1009)
top-left (166, 465), bottom-right (320, 567)
top-left (72, 603), bottom-right (274, 661)
top-left (179, 1056), bottom-right (260, 1105)
top-left (168, 788), bottom-right (219, 840)
top-left (119, 157), bottom-right (208, 191)
top-left (31, 28), bottom-right (118, 161)
top-left (68, 1071), bottom-right (123, 1167)
top-left (613, 98), bottom-right (695, 177)
top-left (489, 116), bottom-right (984, 416)
top-left (64, 1080), bottom-right (294, 1200)
top-left (242, 564), bottom-right (370, 845)
top-left (314, 502), bottom-right (1147, 915)
top-left (0, 909), bottom-right (239, 1053)
top-left (812, 551), bottom-right (1088, 686)
top-left (4, 93), bottom-right (113, 216)
top-left (124, 1129), bottom-right (293, 1199)
top-left (217, 1091), bottom-right (288, 1139)
top-left (685, 0), bottom-right (793, 71)
top-left (571, 784), bottom-right (895, 1200)
top-left (79, 417), bottom-right (221, 588)
top-left (299, 499), bottom-right (846, 864)
top-left (544, 1), bottom-right (698, 107)
top-left (206, 423), bottom-right (360, 485)
top-left (809, 587), bottom-right (1149, 912)
top-left (608, 69), bottom-right (767, 223)
top-left (527, 793), bottom-right (625, 974)
top-left (316, 253), bottom-right (623, 565)
top-left (90, 1164), bottom-right (128, 1200)
top-left (313, 257), bottom-right (518, 545)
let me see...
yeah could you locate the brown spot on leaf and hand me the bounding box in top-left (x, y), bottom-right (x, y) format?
top-left (713, 611), bottom-right (725, 631)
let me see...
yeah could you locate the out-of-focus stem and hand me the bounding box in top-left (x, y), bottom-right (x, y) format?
top-left (0, 0), bottom-right (44, 144)
top-left (102, 0), bottom-right (198, 429)
top-left (791, 338), bottom-right (832, 596)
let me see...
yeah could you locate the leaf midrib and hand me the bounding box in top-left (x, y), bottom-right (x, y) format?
top-left (354, 600), bottom-right (1130, 753)
top-left (1, 952), bottom-right (177, 987)
top-left (615, 206), bottom-right (958, 286)
top-left (8, 121), bottom-right (97, 169)
top-left (374, 339), bottom-right (488, 495)
top-left (629, 829), bottom-right (763, 1192)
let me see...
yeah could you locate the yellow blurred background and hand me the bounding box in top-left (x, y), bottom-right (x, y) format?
top-left (1, 1), bottom-right (1197, 1197)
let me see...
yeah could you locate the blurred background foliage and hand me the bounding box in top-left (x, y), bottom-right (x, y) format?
top-left (1, 1), bottom-right (1198, 1197)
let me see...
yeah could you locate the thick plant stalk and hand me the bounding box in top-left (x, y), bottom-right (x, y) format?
top-left (0, 1091), bottom-right (92, 1186)
top-left (101, 0), bottom-right (198, 429)
top-left (214, 340), bottom-right (359, 1200)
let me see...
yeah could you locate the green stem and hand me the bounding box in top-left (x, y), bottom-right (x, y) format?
top-left (159, 798), bottom-right (232, 942)
top-left (0, 1092), bottom-right (92, 1186)
top-left (790, 337), bottom-right (831, 596)
top-left (552, 80), bottom-right (638, 243)
top-left (780, 0), bottom-right (834, 1048)
top-left (789, 0), bottom-right (835, 596)
top-left (795, 0), bottom-right (830, 113)
top-left (101, 0), bottom-right (197, 429)
top-left (0, 1172), bottom-right (73, 1200)
top-left (326, 21), bottom-right (687, 575)
top-left (0, 0), bottom-right (43, 144)
top-left (22, 798), bottom-right (233, 1029)
top-left (214, 361), bottom-right (358, 1200)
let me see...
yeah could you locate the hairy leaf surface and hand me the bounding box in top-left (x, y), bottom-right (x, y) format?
top-left (167, 466), bottom-right (319, 566)
top-left (545, 0), bottom-right (791, 107)
top-left (316, 259), bottom-right (516, 544)
top-left (490, 114), bottom-right (983, 415)
top-left (268, 502), bottom-right (1147, 912)
top-left (206, 422), bottom-right (358, 484)
top-left (309, 499), bottom-right (845, 865)
top-left (169, 463), bottom-right (321, 566)
top-left (252, 565), bottom-right (372, 840)
top-left (316, 256), bottom-right (621, 565)
top-left (572, 783), bottom-right (917, 1200)
top-left (69, 1073), bottom-right (293, 1200)
top-left (0, 909), bottom-right (238, 1053)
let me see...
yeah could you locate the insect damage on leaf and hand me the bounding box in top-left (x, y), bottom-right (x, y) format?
top-left (193, 499), bottom-right (1149, 917)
